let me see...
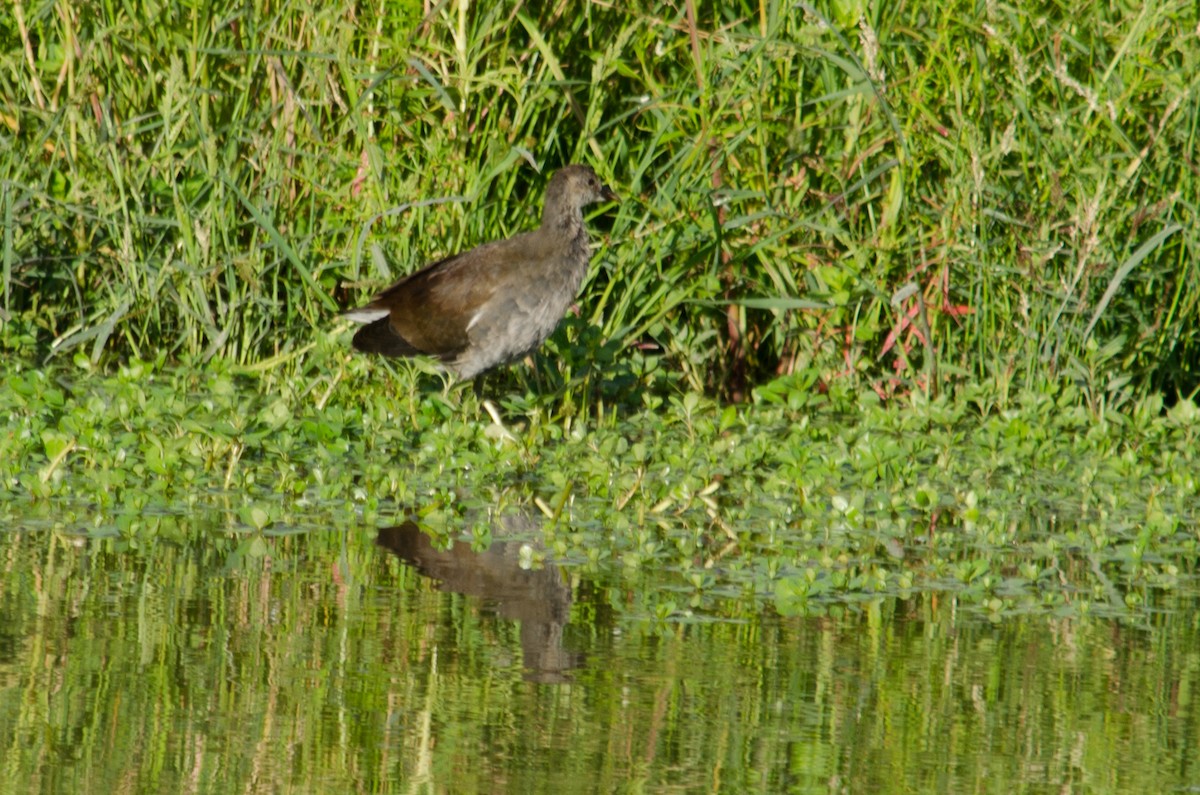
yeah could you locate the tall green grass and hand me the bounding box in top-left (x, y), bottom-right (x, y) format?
top-left (2, 0), bottom-right (1196, 405)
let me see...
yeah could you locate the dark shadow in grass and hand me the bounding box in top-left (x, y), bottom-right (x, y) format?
top-left (484, 314), bottom-right (681, 416)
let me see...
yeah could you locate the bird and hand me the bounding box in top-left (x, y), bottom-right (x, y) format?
top-left (344, 164), bottom-right (618, 379)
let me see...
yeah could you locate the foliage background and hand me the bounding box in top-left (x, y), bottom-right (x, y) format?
top-left (2, 0), bottom-right (1197, 405)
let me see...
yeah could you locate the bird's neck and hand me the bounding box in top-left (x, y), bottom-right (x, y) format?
top-left (541, 199), bottom-right (581, 231)
top-left (535, 203), bottom-right (592, 284)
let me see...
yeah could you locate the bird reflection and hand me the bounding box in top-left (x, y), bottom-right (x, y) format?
top-left (376, 516), bottom-right (580, 683)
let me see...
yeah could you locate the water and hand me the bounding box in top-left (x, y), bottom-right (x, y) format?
top-left (2, 513), bottom-right (1198, 794)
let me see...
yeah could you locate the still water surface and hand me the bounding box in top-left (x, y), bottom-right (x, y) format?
top-left (2, 513), bottom-right (1198, 794)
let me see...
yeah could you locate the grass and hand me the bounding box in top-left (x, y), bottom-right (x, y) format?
top-left (1, 0), bottom-right (1196, 407)
top-left (3, 0), bottom-right (1198, 619)
top-left (4, 0), bottom-right (1199, 619)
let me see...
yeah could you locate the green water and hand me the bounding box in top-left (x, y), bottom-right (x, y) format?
top-left (3, 514), bottom-right (1198, 794)
top-left (4, 367), bottom-right (1200, 792)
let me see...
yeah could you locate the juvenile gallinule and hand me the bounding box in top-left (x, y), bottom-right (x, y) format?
top-left (345, 164), bottom-right (618, 378)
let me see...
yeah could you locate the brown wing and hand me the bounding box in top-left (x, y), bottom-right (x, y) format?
top-left (352, 233), bottom-right (537, 361)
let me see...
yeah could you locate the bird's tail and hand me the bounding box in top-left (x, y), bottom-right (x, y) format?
top-left (352, 318), bottom-right (422, 357)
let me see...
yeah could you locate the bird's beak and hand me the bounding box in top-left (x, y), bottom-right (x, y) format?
top-left (599, 184), bottom-right (619, 203)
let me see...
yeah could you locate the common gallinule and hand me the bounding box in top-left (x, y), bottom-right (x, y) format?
top-left (345, 164), bottom-right (618, 378)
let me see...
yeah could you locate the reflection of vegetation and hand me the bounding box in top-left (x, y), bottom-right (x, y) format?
top-left (3, 0), bottom-right (1196, 402)
top-left (2, 528), bottom-right (1198, 792)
